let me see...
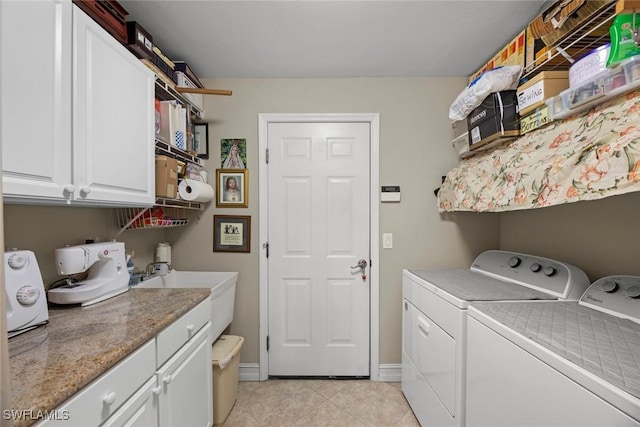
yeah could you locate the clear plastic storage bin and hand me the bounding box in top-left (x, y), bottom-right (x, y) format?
top-left (560, 69), bottom-right (608, 110)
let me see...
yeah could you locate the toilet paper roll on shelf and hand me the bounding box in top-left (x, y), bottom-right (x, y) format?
top-left (178, 179), bottom-right (215, 202)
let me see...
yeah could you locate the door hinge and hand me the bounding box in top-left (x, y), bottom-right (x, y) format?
top-left (263, 242), bottom-right (269, 258)
top-left (266, 335), bottom-right (270, 351)
top-left (266, 148), bottom-right (269, 164)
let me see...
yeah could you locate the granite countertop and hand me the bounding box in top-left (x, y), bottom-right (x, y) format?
top-left (8, 288), bottom-right (210, 427)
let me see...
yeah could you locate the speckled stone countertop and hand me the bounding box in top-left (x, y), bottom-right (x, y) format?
top-left (8, 288), bottom-right (210, 427)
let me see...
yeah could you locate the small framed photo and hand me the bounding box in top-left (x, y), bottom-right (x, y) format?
top-left (213, 215), bottom-right (251, 253)
top-left (216, 169), bottom-right (248, 208)
top-left (193, 123), bottom-right (209, 159)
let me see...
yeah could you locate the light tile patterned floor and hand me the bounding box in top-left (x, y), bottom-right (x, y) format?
top-left (222, 379), bottom-right (419, 427)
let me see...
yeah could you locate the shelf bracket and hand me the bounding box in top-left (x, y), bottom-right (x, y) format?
top-left (113, 207), bottom-right (150, 239)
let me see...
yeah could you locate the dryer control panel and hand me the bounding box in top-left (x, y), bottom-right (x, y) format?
top-left (579, 276), bottom-right (640, 324)
top-left (470, 250), bottom-right (590, 300)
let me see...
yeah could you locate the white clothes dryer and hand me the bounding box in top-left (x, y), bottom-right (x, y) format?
top-left (402, 250), bottom-right (590, 427)
top-left (466, 275), bottom-right (640, 426)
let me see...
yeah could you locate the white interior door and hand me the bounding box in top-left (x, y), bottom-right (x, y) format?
top-left (267, 121), bottom-right (371, 377)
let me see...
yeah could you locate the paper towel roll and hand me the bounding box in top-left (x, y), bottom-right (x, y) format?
top-left (178, 179), bottom-right (214, 202)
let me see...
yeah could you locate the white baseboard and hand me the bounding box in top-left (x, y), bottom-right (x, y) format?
top-left (238, 363), bottom-right (401, 382)
top-left (377, 364), bottom-right (402, 382)
top-left (239, 363), bottom-right (261, 381)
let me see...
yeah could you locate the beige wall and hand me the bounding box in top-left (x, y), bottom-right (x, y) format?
top-left (168, 78), bottom-right (501, 364)
top-left (3, 205), bottom-right (166, 283)
top-left (500, 192), bottom-right (640, 281)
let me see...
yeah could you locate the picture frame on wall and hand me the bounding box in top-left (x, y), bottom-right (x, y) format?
top-left (193, 123), bottom-right (209, 159)
top-left (213, 215), bottom-right (251, 253)
top-left (220, 138), bottom-right (247, 168)
top-left (216, 169), bottom-right (248, 208)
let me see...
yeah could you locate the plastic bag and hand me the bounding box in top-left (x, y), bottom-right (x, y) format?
top-left (449, 66), bottom-right (523, 121)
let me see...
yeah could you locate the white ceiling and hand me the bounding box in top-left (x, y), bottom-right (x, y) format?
top-left (118, 0), bottom-right (550, 79)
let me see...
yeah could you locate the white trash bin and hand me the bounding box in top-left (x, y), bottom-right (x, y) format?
top-left (212, 335), bottom-right (244, 426)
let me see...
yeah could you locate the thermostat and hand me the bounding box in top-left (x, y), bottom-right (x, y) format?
top-left (381, 186), bottom-right (401, 202)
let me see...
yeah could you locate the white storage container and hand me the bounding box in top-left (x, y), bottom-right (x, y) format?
top-left (175, 71), bottom-right (204, 111)
top-left (451, 132), bottom-right (470, 158)
top-left (545, 95), bottom-right (566, 121)
top-left (569, 44), bottom-right (609, 88)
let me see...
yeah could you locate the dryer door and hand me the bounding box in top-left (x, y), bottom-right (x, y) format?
top-left (407, 301), bottom-right (456, 415)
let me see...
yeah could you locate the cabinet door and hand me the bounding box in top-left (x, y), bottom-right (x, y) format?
top-left (101, 377), bottom-right (159, 427)
top-left (73, 6), bottom-right (155, 206)
top-left (157, 323), bottom-right (213, 427)
top-left (1, 0), bottom-right (73, 203)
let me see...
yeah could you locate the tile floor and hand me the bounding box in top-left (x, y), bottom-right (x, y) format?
top-left (222, 379), bottom-right (420, 426)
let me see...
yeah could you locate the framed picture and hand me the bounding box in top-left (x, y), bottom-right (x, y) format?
top-left (220, 138), bottom-right (247, 168)
top-left (193, 123), bottom-right (209, 159)
top-left (213, 215), bottom-right (251, 252)
top-left (216, 169), bottom-right (248, 208)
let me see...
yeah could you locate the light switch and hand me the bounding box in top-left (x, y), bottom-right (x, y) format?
top-left (383, 233), bottom-right (393, 249)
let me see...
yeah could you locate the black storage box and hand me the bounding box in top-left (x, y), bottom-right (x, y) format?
top-left (126, 21), bottom-right (153, 60)
top-left (467, 90), bottom-right (520, 151)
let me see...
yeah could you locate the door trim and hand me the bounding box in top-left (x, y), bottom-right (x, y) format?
top-left (258, 113), bottom-right (380, 381)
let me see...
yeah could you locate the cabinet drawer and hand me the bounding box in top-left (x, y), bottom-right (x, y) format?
top-left (156, 299), bottom-right (210, 367)
top-left (101, 376), bottom-right (159, 427)
top-left (38, 339), bottom-right (155, 426)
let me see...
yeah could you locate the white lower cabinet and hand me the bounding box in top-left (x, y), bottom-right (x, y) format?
top-left (101, 377), bottom-right (159, 427)
top-left (36, 300), bottom-right (213, 427)
top-left (156, 323), bottom-right (213, 427)
top-left (36, 340), bottom-right (156, 426)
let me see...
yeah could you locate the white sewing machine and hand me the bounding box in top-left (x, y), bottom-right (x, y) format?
top-left (47, 241), bottom-right (129, 306)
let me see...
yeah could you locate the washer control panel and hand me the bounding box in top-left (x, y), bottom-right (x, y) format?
top-left (471, 250), bottom-right (590, 300)
top-left (579, 276), bottom-right (640, 324)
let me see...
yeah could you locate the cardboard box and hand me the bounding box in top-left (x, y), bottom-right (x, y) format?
top-left (517, 70), bottom-right (569, 116)
top-left (469, 30), bottom-right (526, 84)
top-left (528, 1), bottom-right (609, 47)
top-left (155, 155), bottom-right (178, 198)
top-left (520, 105), bottom-right (551, 134)
top-left (467, 90), bottom-right (520, 151)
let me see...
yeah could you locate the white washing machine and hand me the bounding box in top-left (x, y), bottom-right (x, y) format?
top-left (402, 250), bottom-right (590, 427)
top-left (466, 275), bottom-right (640, 426)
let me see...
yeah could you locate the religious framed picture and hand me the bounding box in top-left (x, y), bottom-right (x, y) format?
top-left (213, 215), bottom-right (251, 253)
top-left (216, 169), bottom-right (248, 208)
top-left (220, 138), bottom-right (247, 168)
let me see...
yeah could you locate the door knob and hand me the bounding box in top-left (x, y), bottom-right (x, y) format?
top-left (351, 259), bottom-right (368, 280)
top-left (350, 259), bottom-right (367, 269)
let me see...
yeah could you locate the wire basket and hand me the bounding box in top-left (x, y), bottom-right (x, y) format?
top-left (117, 206), bottom-right (190, 230)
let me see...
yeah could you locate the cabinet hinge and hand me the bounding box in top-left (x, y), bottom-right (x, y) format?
top-left (266, 335), bottom-right (270, 351)
top-left (263, 242), bottom-right (269, 258)
top-left (266, 148), bottom-right (269, 164)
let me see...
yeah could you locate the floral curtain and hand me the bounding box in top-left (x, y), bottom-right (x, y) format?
top-left (438, 89), bottom-right (640, 212)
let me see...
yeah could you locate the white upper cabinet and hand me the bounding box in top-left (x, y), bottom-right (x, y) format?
top-left (1, 0), bottom-right (154, 206)
top-left (1, 0), bottom-right (73, 201)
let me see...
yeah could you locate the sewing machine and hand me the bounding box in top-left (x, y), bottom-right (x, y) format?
top-left (47, 241), bottom-right (129, 306)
